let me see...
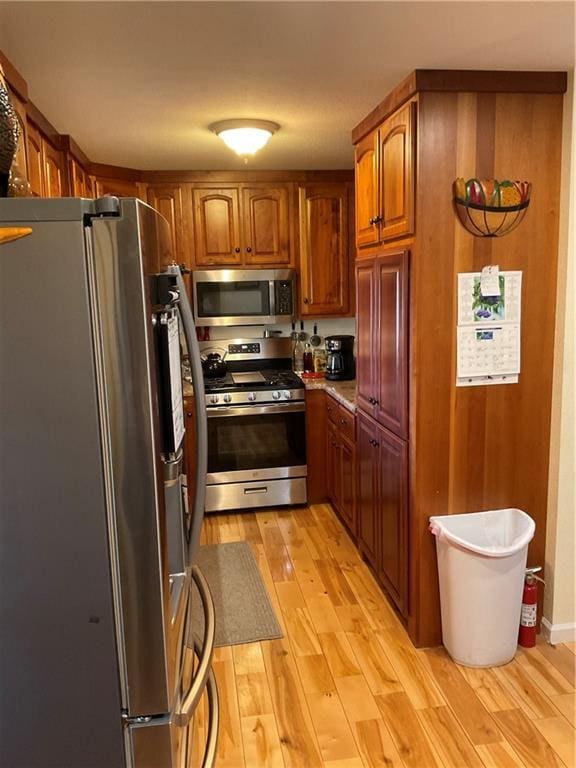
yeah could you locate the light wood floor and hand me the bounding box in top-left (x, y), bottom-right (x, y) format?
top-left (195, 503), bottom-right (576, 768)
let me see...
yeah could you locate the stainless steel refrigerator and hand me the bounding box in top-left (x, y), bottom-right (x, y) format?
top-left (0, 197), bottom-right (218, 768)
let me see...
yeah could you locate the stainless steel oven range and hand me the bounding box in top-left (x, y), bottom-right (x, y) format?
top-left (200, 337), bottom-right (307, 512)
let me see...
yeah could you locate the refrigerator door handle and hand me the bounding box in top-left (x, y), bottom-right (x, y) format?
top-left (199, 666), bottom-right (219, 768)
top-left (167, 265), bottom-right (207, 567)
top-left (173, 565), bottom-right (215, 728)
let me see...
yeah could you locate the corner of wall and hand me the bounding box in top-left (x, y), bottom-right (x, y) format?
top-left (544, 69), bottom-right (576, 642)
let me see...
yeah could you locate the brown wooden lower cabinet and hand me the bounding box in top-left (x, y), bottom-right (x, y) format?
top-left (305, 389), bottom-right (328, 504)
top-left (326, 395), bottom-right (356, 536)
top-left (357, 410), bottom-right (408, 617)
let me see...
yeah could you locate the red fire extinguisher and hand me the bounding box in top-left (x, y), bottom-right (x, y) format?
top-left (519, 566), bottom-right (544, 648)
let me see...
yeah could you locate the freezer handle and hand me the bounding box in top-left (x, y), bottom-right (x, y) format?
top-left (201, 667), bottom-right (219, 768)
top-left (167, 264), bottom-right (207, 567)
top-left (173, 565), bottom-right (215, 727)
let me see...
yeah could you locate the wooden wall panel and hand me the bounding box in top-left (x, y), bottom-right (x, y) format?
top-left (410, 91), bottom-right (564, 647)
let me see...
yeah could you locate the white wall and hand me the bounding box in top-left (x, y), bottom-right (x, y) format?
top-left (203, 316), bottom-right (356, 343)
top-left (544, 71), bottom-right (576, 643)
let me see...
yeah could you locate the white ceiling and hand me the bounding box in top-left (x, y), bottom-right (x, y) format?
top-left (0, 1), bottom-right (574, 171)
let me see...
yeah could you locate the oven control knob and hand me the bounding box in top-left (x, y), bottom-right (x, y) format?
top-left (223, 393), bottom-right (232, 403)
top-left (272, 391), bottom-right (281, 400)
top-left (283, 390), bottom-right (292, 400)
top-left (248, 392), bottom-right (256, 401)
top-left (209, 394), bottom-right (219, 404)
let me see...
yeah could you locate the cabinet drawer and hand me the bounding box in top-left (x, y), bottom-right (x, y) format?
top-left (337, 405), bottom-right (355, 441)
top-left (326, 395), bottom-right (339, 425)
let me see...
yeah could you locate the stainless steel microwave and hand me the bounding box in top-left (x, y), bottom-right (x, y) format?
top-left (192, 269), bottom-right (296, 326)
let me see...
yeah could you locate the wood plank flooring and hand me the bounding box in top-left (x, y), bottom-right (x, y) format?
top-left (197, 504), bottom-right (575, 768)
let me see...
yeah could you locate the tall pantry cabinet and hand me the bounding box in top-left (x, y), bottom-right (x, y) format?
top-left (352, 70), bottom-right (567, 647)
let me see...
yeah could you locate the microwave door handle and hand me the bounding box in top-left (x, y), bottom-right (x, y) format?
top-left (269, 279), bottom-right (276, 317)
top-left (167, 265), bottom-right (207, 568)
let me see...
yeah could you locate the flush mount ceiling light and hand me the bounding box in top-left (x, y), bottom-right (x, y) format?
top-left (209, 119), bottom-right (280, 157)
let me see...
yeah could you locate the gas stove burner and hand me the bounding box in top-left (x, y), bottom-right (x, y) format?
top-left (203, 368), bottom-right (303, 393)
top-left (262, 370), bottom-right (304, 388)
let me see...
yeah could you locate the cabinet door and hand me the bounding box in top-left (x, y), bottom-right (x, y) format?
top-left (357, 413), bottom-right (379, 568)
top-left (375, 250), bottom-right (409, 438)
top-left (94, 177), bottom-right (141, 197)
top-left (378, 101), bottom-right (415, 241)
top-left (299, 184), bottom-right (350, 316)
top-left (242, 185), bottom-right (290, 265)
top-left (68, 156), bottom-right (91, 197)
top-left (340, 436), bottom-right (356, 536)
top-left (376, 423), bottom-right (408, 616)
top-left (326, 420), bottom-right (340, 509)
top-left (192, 187), bottom-right (242, 267)
top-left (147, 184), bottom-right (188, 268)
top-left (305, 389), bottom-right (327, 504)
top-left (42, 139), bottom-right (63, 197)
top-left (356, 259), bottom-right (378, 416)
top-left (26, 122), bottom-right (43, 197)
top-left (355, 130), bottom-right (379, 248)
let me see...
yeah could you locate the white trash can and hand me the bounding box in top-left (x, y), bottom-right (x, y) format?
top-left (429, 508), bottom-right (535, 667)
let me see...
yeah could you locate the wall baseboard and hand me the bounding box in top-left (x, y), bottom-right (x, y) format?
top-left (541, 617), bottom-right (576, 644)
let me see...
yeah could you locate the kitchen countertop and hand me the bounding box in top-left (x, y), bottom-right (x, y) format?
top-left (302, 377), bottom-right (357, 413)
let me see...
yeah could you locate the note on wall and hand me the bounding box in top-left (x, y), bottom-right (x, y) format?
top-left (456, 270), bottom-right (522, 387)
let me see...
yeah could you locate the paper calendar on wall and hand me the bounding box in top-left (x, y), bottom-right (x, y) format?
top-left (456, 269), bottom-right (522, 387)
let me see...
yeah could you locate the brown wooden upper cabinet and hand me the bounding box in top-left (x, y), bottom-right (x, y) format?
top-left (26, 121), bottom-right (64, 198)
top-left (94, 177), bottom-right (143, 198)
top-left (26, 122), bottom-right (44, 197)
top-left (298, 182), bottom-right (352, 316)
top-left (68, 156), bottom-right (93, 198)
top-left (191, 183), bottom-right (291, 268)
top-left (42, 139), bottom-right (64, 198)
top-left (147, 184), bottom-right (188, 269)
top-left (356, 249), bottom-right (409, 438)
top-left (355, 100), bottom-right (415, 249)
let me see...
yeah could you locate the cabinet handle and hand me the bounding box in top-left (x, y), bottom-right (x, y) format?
top-left (186, 412), bottom-right (193, 418)
top-left (369, 216), bottom-right (375, 225)
top-left (368, 397), bottom-right (375, 405)
top-left (374, 214), bottom-right (383, 224)
top-left (246, 246), bottom-right (252, 253)
top-left (303, 297), bottom-right (309, 304)
top-left (340, 419), bottom-right (346, 425)
top-left (179, 263), bottom-right (191, 275)
top-left (234, 247), bottom-right (241, 253)
top-left (370, 439), bottom-right (379, 448)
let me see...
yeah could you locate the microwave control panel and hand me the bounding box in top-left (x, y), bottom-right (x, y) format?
top-left (276, 280), bottom-right (294, 315)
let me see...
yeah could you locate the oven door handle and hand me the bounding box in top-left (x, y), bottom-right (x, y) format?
top-left (206, 402), bottom-right (306, 418)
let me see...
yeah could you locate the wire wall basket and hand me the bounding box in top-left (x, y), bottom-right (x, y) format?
top-left (453, 178), bottom-right (531, 237)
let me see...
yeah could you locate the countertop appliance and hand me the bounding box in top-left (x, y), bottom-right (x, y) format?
top-left (325, 335), bottom-right (356, 381)
top-left (0, 197), bottom-right (218, 768)
top-left (193, 268), bottom-right (295, 326)
top-left (200, 337), bottom-right (307, 512)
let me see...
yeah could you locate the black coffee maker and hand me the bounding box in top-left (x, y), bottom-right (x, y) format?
top-left (325, 335), bottom-right (355, 381)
